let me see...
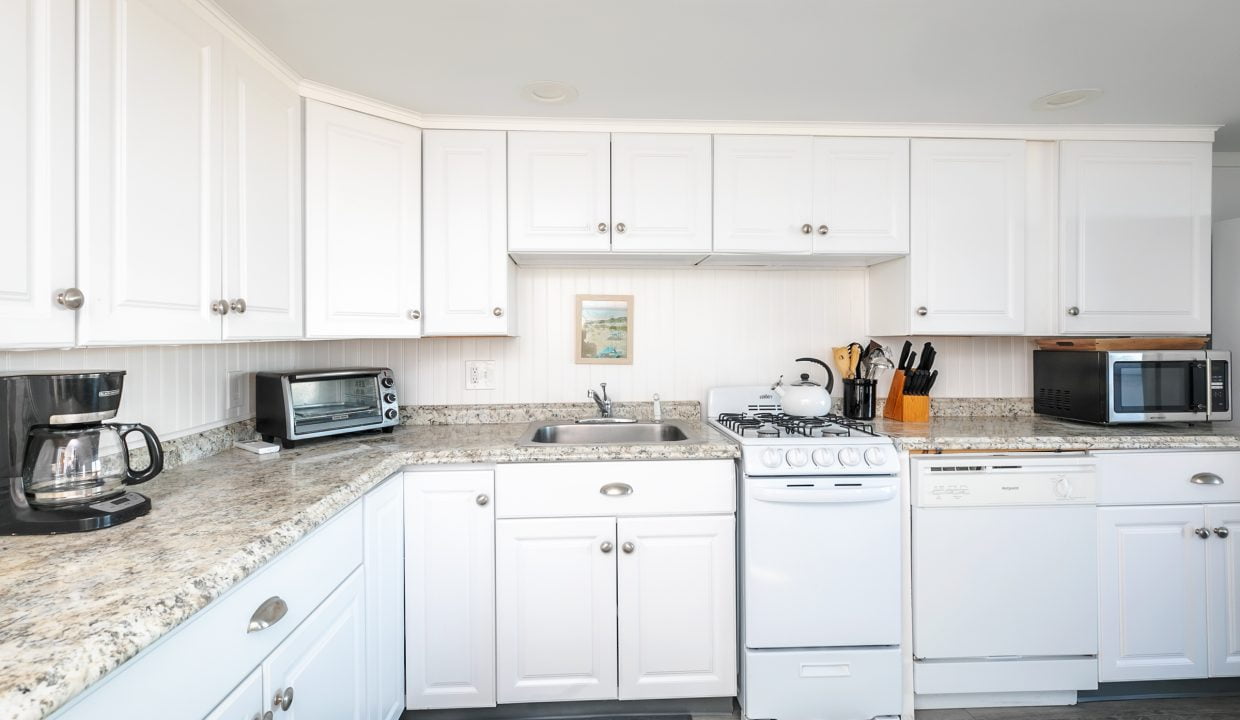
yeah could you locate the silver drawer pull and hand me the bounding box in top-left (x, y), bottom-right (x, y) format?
top-left (1216, 527), bottom-right (1231, 539)
top-left (247, 596), bottom-right (288, 633)
top-left (273, 687), bottom-right (293, 711)
top-left (600, 482), bottom-right (633, 497)
top-left (1191, 472), bottom-right (1223, 485)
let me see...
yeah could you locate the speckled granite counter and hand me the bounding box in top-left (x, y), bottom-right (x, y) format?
top-left (876, 415), bottom-right (1240, 452)
top-left (0, 421), bottom-right (738, 720)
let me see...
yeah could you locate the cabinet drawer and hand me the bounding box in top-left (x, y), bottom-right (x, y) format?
top-left (495, 460), bottom-right (735, 518)
top-left (56, 502), bottom-right (364, 720)
top-left (1094, 450), bottom-right (1240, 506)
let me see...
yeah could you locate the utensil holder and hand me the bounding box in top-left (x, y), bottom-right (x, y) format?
top-left (882, 371), bottom-right (931, 422)
top-left (843, 378), bottom-right (876, 420)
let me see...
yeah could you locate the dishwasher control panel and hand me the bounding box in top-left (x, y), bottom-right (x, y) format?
top-left (915, 458), bottom-right (1097, 507)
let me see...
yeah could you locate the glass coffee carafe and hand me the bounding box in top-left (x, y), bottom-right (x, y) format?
top-left (21, 423), bottom-right (163, 508)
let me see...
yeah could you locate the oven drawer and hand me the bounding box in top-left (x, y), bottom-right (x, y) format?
top-left (742, 647), bottom-right (901, 720)
top-left (494, 460), bottom-right (735, 518)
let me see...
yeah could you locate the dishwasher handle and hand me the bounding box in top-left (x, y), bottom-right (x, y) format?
top-left (753, 485), bottom-right (896, 504)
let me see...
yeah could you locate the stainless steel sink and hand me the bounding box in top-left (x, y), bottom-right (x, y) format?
top-left (517, 419), bottom-right (694, 445)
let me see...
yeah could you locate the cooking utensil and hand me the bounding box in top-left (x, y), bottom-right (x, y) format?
top-left (831, 346), bottom-right (853, 380)
top-left (771, 357), bottom-right (835, 417)
top-left (847, 343), bottom-right (863, 380)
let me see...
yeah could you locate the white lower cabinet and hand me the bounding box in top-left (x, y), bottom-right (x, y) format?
top-left (617, 515), bottom-right (737, 700)
top-left (1207, 503), bottom-right (1240, 677)
top-left (204, 667), bottom-right (265, 720)
top-left (365, 475), bottom-right (406, 720)
top-left (405, 469), bottom-right (497, 709)
top-left (496, 516), bottom-right (620, 703)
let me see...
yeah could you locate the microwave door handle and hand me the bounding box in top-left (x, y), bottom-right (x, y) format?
top-left (1192, 360), bottom-right (1209, 413)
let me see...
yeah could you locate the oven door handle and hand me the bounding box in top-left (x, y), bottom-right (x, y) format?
top-left (752, 485), bottom-right (896, 504)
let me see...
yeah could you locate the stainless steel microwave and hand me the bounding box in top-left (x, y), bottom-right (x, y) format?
top-left (256, 368), bottom-right (399, 448)
top-left (1034, 350), bottom-right (1231, 424)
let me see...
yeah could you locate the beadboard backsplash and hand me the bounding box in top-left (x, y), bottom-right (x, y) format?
top-left (0, 268), bottom-right (1035, 440)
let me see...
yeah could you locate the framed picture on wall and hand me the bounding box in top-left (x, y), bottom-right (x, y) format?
top-left (575, 295), bottom-right (633, 365)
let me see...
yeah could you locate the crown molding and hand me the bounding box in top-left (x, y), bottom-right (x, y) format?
top-left (299, 80), bottom-right (426, 126)
top-left (192, 0), bottom-right (301, 90)
top-left (1216, 152), bottom-right (1240, 167)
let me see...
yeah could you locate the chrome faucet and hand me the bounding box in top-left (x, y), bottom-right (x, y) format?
top-left (587, 382), bottom-right (613, 418)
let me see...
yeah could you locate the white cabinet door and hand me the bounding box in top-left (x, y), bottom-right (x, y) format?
top-left (508, 131), bottom-right (610, 252)
top-left (203, 667), bottom-right (263, 720)
top-left (265, 569), bottom-right (367, 720)
top-left (305, 100), bottom-right (422, 338)
top-left (1099, 505), bottom-right (1208, 681)
top-left (1207, 503), bottom-right (1240, 677)
top-left (78, 0), bottom-right (224, 345)
top-left (405, 470), bottom-right (496, 709)
top-left (423, 130), bottom-right (513, 336)
top-left (812, 137), bottom-right (909, 256)
top-left (1060, 141), bottom-right (1212, 335)
top-left (365, 476), bottom-right (405, 720)
top-left (496, 517), bottom-right (618, 703)
top-left (0, 0), bottom-right (76, 348)
top-left (713, 135), bottom-right (814, 254)
top-left (611, 133), bottom-right (712, 253)
top-left (221, 45), bottom-right (302, 340)
top-left (616, 515), bottom-right (736, 700)
top-left (909, 139), bottom-right (1026, 334)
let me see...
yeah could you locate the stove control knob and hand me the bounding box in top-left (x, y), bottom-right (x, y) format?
top-left (864, 447), bottom-right (887, 467)
top-left (838, 447), bottom-right (862, 467)
top-left (786, 449), bottom-right (808, 467)
top-left (811, 449), bottom-right (836, 467)
top-left (761, 448), bottom-right (783, 469)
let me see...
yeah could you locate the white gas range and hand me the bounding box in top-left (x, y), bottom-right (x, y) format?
top-left (708, 387), bottom-right (903, 720)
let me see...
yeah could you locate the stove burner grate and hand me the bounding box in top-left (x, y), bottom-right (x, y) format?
top-left (715, 411), bottom-right (876, 438)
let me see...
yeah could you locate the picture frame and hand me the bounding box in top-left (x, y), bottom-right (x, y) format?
top-left (575, 294), bottom-right (633, 365)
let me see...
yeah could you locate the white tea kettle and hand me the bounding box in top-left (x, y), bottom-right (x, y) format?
top-left (771, 357), bottom-right (835, 417)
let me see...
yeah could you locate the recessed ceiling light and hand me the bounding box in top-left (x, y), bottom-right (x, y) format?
top-left (1031, 88), bottom-right (1103, 111)
top-left (521, 81), bottom-right (578, 105)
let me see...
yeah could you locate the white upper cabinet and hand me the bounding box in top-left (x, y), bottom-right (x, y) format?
top-left (713, 135), bottom-right (815, 254)
top-left (220, 44), bottom-right (302, 340)
top-left (611, 133), bottom-right (712, 254)
top-left (1059, 141), bottom-right (1212, 335)
top-left (423, 130), bottom-right (514, 336)
top-left (508, 132), bottom-right (611, 253)
top-left (0, 0), bottom-right (76, 348)
top-left (78, 0), bottom-right (224, 345)
top-left (305, 100), bottom-right (422, 338)
top-left (910, 139), bottom-right (1026, 334)
top-left (812, 137), bottom-right (909, 256)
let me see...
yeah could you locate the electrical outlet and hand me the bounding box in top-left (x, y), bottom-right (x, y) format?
top-left (465, 361), bottom-right (496, 391)
top-left (227, 371), bottom-right (248, 419)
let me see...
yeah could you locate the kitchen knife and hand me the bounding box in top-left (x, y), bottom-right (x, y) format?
top-left (904, 350), bottom-right (916, 375)
top-left (898, 341), bottom-right (912, 371)
top-left (917, 342), bottom-right (933, 372)
top-left (924, 370), bottom-right (939, 394)
top-left (923, 345), bottom-right (937, 372)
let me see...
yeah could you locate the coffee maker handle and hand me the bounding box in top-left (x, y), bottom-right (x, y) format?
top-left (108, 423), bottom-right (164, 485)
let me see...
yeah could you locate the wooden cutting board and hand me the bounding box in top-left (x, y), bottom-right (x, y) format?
top-left (1035, 337), bottom-right (1209, 351)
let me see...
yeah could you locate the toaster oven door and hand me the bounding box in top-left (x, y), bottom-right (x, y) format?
top-left (288, 373), bottom-right (382, 436)
top-left (1106, 352), bottom-right (1208, 422)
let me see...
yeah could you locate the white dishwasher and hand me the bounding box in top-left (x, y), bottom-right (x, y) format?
top-left (912, 455), bottom-right (1099, 710)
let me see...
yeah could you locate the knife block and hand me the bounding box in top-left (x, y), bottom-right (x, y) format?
top-left (882, 371), bottom-right (931, 423)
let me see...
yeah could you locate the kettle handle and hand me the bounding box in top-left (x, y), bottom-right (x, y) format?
top-left (106, 423), bottom-right (164, 485)
top-left (795, 357), bottom-right (835, 395)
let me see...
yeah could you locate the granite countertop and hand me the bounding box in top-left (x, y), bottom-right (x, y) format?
top-left (876, 415), bottom-right (1240, 452)
top-left (0, 420), bottom-right (738, 720)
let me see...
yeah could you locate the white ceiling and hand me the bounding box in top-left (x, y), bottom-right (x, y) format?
top-left (214, 0), bottom-right (1240, 149)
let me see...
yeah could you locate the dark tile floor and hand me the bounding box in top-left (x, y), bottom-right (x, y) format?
top-left (917, 696), bottom-right (1240, 720)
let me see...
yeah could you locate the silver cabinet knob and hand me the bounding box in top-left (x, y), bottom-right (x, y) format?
top-left (817, 225), bottom-right (830, 235)
top-left (476, 494), bottom-right (489, 506)
top-left (55, 288), bottom-right (85, 310)
top-left (493, 307), bottom-right (504, 317)
top-left (1195, 527), bottom-right (1211, 539)
top-left (211, 299), bottom-right (230, 315)
top-left (408, 309), bottom-right (421, 320)
top-left (273, 687), bottom-right (293, 711)
top-left (597, 222), bottom-right (608, 233)
top-left (1067, 306), bottom-right (1080, 316)
top-left (622, 541), bottom-right (635, 554)
top-left (800, 224), bottom-right (812, 235)
top-left (916, 306), bottom-right (928, 316)
top-left (600, 482), bottom-right (633, 496)
top-left (229, 298), bottom-right (247, 314)
top-left (247, 596), bottom-right (288, 633)
top-left (615, 222), bottom-right (627, 234)
top-left (1216, 527), bottom-right (1231, 538)
top-left (600, 541), bottom-right (613, 553)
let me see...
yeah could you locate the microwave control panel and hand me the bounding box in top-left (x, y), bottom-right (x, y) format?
top-left (1212, 360), bottom-right (1230, 413)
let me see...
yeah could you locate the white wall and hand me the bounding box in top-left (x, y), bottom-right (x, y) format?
top-left (0, 268), bottom-right (1035, 440)
top-left (1216, 153), bottom-right (1240, 222)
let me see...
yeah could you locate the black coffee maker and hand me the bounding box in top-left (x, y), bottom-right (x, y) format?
top-left (0, 371), bottom-right (163, 535)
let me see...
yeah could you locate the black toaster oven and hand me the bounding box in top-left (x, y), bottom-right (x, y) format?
top-left (256, 368), bottom-right (399, 448)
